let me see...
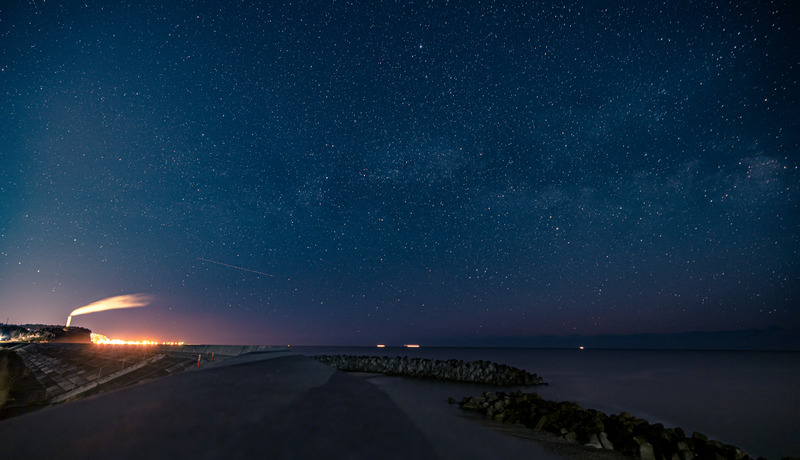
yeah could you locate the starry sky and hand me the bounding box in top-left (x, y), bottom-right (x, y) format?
top-left (1, 1), bottom-right (798, 345)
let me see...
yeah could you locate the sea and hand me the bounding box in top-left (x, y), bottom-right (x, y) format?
top-left (293, 346), bottom-right (800, 460)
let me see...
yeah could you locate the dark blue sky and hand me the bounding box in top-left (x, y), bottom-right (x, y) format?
top-left (2, 1), bottom-right (798, 345)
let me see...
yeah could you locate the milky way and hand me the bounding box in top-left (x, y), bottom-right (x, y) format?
top-left (1, 1), bottom-right (797, 344)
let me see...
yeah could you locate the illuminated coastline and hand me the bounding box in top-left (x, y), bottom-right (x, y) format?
top-left (90, 332), bottom-right (184, 346)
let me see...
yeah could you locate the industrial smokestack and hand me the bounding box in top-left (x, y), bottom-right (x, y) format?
top-left (65, 294), bottom-right (152, 328)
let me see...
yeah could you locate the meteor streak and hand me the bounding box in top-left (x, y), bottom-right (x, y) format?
top-left (197, 257), bottom-right (274, 277)
top-left (66, 294), bottom-right (153, 327)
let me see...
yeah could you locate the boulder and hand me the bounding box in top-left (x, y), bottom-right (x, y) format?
top-left (599, 432), bottom-right (614, 450)
top-left (312, 355), bottom-right (545, 386)
top-left (635, 437), bottom-right (656, 460)
top-left (460, 396), bottom-right (484, 411)
top-left (455, 390), bottom-right (758, 460)
top-left (585, 433), bottom-right (603, 449)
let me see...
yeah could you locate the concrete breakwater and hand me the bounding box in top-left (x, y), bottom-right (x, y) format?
top-left (457, 391), bottom-right (773, 460)
top-left (312, 355), bottom-right (545, 386)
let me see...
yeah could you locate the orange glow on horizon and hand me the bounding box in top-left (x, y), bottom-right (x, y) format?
top-left (404, 344), bottom-right (420, 348)
top-left (90, 332), bottom-right (184, 346)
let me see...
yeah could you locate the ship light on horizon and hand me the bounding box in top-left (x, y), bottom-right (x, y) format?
top-left (404, 344), bottom-right (420, 348)
top-left (376, 344), bottom-right (386, 348)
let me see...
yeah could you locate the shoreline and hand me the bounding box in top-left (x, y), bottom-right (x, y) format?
top-left (3, 346), bottom-right (797, 459)
top-left (314, 354), bottom-right (789, 460)
top-left (296, 347), bottom-right (800, 459)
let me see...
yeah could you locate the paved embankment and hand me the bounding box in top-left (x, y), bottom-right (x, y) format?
top-left (2, 343), bottom-right (287, 417)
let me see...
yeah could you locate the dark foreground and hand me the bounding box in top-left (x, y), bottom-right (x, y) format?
top-left (0, 350), bottom-right (566, 460)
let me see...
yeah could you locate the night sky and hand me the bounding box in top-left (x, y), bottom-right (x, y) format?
top-left (2, 1), bottom-right (798, 345)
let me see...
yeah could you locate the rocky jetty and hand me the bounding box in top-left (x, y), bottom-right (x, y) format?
top-left (456, 391), bottom-right (777, 460)
top-left (312, 355), bottom-right (545, 386)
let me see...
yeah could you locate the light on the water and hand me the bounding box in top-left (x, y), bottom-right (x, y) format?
top-left (404, 344), bottom-right (420, 348)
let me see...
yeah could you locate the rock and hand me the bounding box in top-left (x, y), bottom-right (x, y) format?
top-left (635, 437), bottom-right (656, 460)
top-left (585, 433), bottom-right (603, 449)
top-left (312, 355), bottom-right (545, 386)
top-left (460, 396), bottom-right (484, 411)
top-left (586, 416), bottom-right (605, 434)
top-left (599, 432), bottom-right (614, 450)
top-left (675, 440), bottom-right (694, 460)
top-left (534, 415), bottom-right (548, 430)
top-left (454, 390), bottom-right (757, 460)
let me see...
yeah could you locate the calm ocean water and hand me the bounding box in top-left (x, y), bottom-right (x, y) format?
top-left (293, 346), bottom-right (800, 459)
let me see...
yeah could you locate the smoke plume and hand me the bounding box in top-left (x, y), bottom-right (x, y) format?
top-left (66, 294), bottom-right (153, 327)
